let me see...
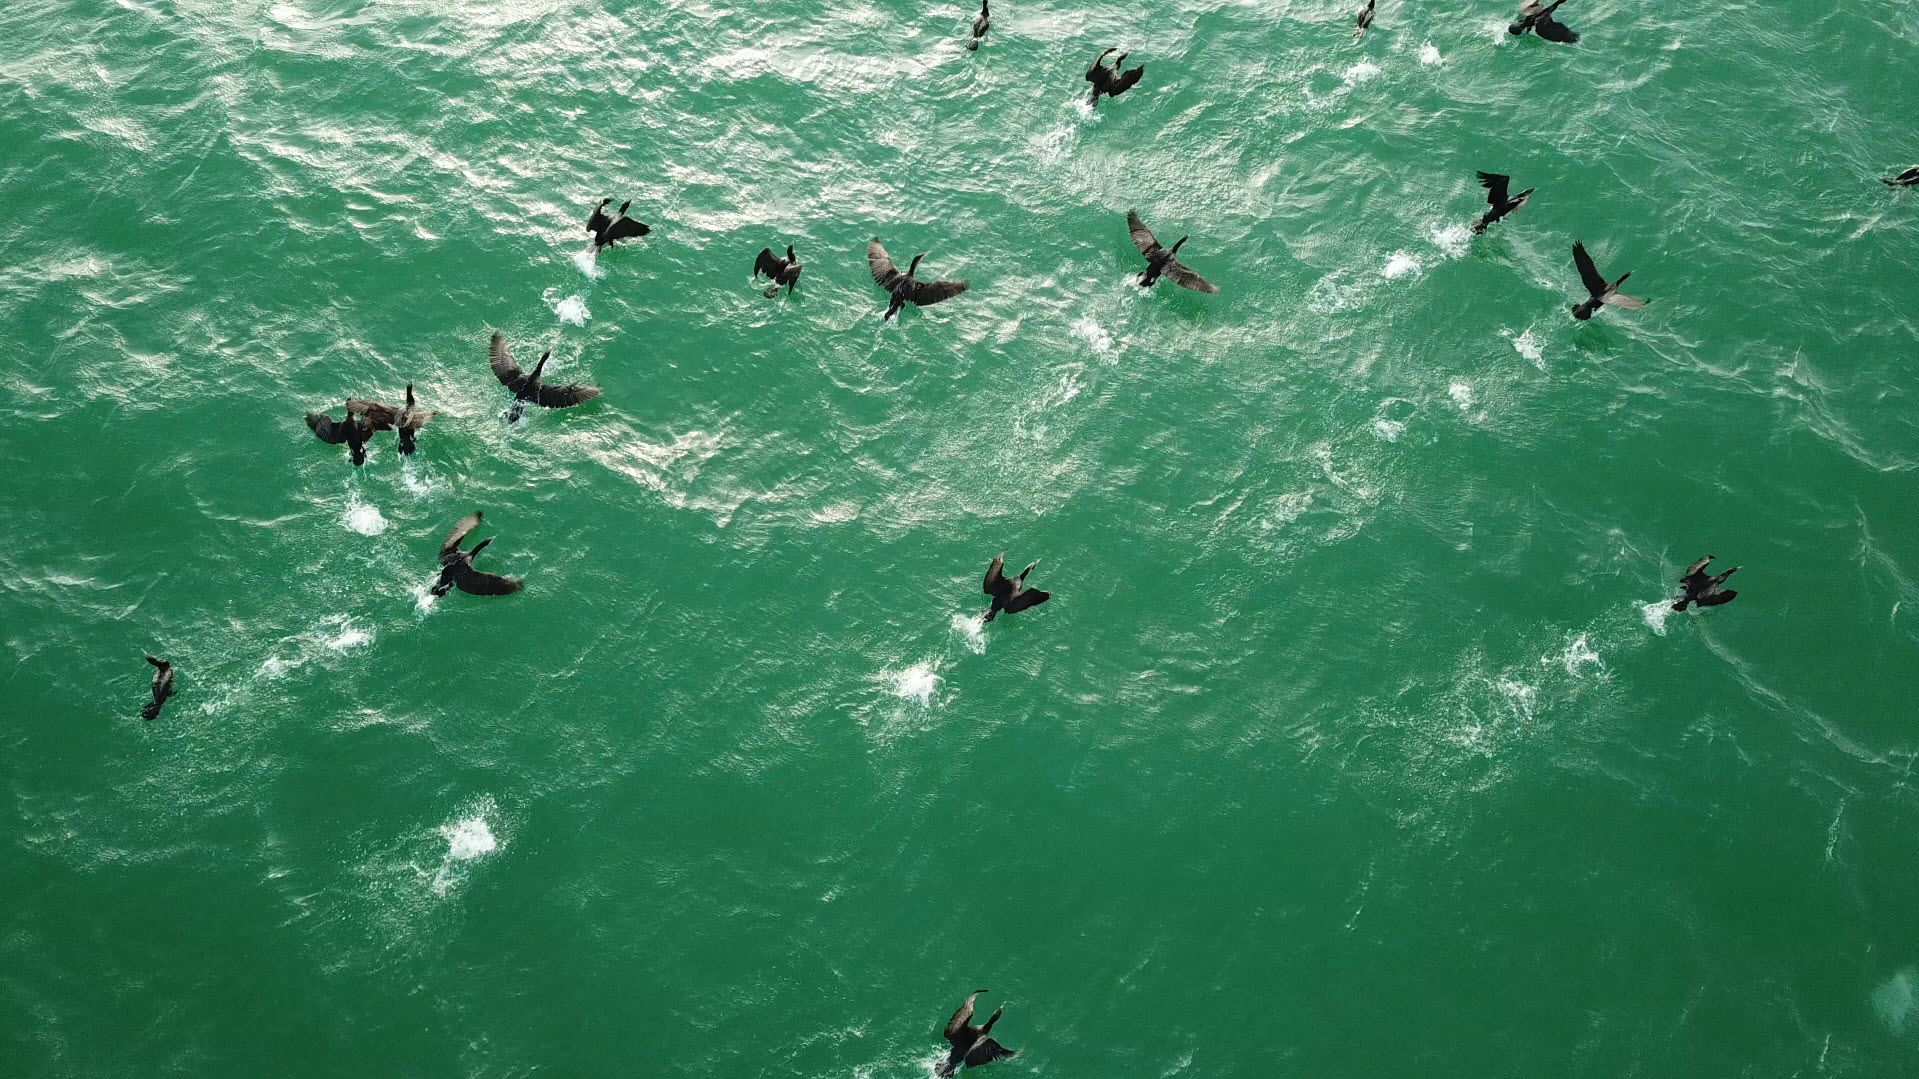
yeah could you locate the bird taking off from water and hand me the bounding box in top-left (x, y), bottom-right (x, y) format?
top-left (967, 0), bottom-right (990, 50)
top-left (1883, 167), bottom-right (1919, 187)
top-left (1471, 172), bottom-right (1532, 234)
top-left (753, 245), bottom-right (802, 297)
top-left (490, 332), bottom-right (601, 422)
top-left (868, 240), bottom-right (969, 320)
top-left (1354, 0), bottom-right (1375, 40)
top-left (141, 654), bottom-right (174, 720)
top-left (1510, 0), bottom-right (1578, 42)
top-left (431, 512), bottom-right (524, 598)
top-left (586, 198), bottom-right (651, 252)
top-left (306, 402), bottom-right (380, 466)
top-left (1672, 556), bottom-right (1738, 611)
top-left (1570, 241), bottom-right (1644, 320)
top-left (1127, 211), bottom-right (1217, 293)
top-left (983, 553), bottom-right (1050, 623)
top-left (348, 384), bottom-right (435, 455)
top-left (1085, 48), bottom-right (1144, 105)
top-left (939, 991), bottom-right (1018, 1077)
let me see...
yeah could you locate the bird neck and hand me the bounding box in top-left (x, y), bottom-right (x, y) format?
top-left (907, 255), bottom-right (924, 277)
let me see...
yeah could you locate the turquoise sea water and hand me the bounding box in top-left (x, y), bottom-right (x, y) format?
top-left (6, 0), bottom-right (1919, 1075)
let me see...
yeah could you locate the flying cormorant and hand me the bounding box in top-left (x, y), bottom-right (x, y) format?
top-left (983, 553), bottom-right (1050, 623)
top-left (305, 403), bottom-right (380, 466)
top-left (1127, 212), bottom-right (1218, 292)
top-left (586, 198), bottom-right (651, 252)
top-left (1085, 48), bottom-right (1144, 106)
top-left (489, 332), bottom-right (601, 422)
top-left (1471, 172), bottom-right (1533, 234)
top-left (431, 512), bottom-right (524, 597)
top-left (868, 240), bottom-right (969, 320)
top-left (1672, 556), bottom-right (1738, 611)
top-left (753, 245), bottom-right (802, 297)
top-left (1510, 0), bottom-right (1578, 42)
top-left (1570, 241), bottom-right (1643, 320)
top-left (968, 0), bottom-right (990, 50)
top-left (141, 654), bottom-right (174, 720)
top-left (939, 991), bottom-right (1018, 1077)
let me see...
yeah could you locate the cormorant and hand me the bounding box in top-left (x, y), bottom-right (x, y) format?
top-left (586, 198), bottom-right (651, 251)
top-left (968, 0), bottom-right (990, 50)
top-left (1883, 167), bottom-right (1919, 187)
top-left (983, 553), bottom-right (1049, 623)
top-left (305, 403), bottom-right (380, 466)
top-left (1127, 211), bottom-right (1218, 292)
top-left (1471, 172), bottom-right (1533, 234)
top-left (1355, 0), bottom-right (1375, 40)
top-left (939, 991), bottom-right (1018, 1077)
top-left (1085, 48), bottom-right (1144, 106)
top-left (489, 332), bottom-right (601, 422)
top-left (1510, 0), bottom-right (1578, 42)
top-left (348, 384), bottom-right (435, 455)
top-left (753, 245), bottom-right (802, 297)
top-left (141, 654), bottom-right (174, 720)
top-left (1570, 241), bottom-right (1643, 320)
top-left (1672, 556), bottom-right (1737, 611)
top-left (431, 512), bottom-right (524, 597)
top-left (868, 240), bottom-right (969, 320)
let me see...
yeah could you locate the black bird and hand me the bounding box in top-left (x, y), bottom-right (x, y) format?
top-left (140, 654), bottom-right (174, 721)
top-left (1085, 48), bottom-right (1144, 106)
top-left (305, 402), bottom-right (380, 466)
top-left (1127, 211), bottom-right (1218, 293)
top-left (1509, 0), bottom-right (1578, 42)
top-left (431, 512), bottom-right (524, 598)
top-left (868, 240), bottom-right (969, 320)
top-left (1354, 0), bottom-right (1375, 40)
top-left (1672, 555), bottom-right (1738, 611)
top-left (1883, 167), bottom-right (1919, 187)
top-left (753, 245), bottom-right (802, 297)
top-left (939, 991), bottom-right (1018, 1077)
top-left (489, 332), bottom-right (601, 422)
top-left (1471, 172), bottom-right (1533, 234)
top-left (982, 553), bottom-right (1049, 623)
top-left (348, 384), bottom-right (436, 456)
top-left (1570, 241), bottom-right (1644, 320)
top-left (586, 198), bottom-right (651, 252)
top-left (967, 0), bottom-right (990, 50)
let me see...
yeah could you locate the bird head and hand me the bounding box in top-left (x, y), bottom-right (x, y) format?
top-left (1171, 236), bottom-right (1188, 253)
top-left (909, 253), bottom-right (926, 274)
top-left (617, 200), bottom-right (631, 214)
top-left (405, 383), bottom-right (416, 406)
top-left (786, 244), bottom-right (795, 259)
top-left (597, 197), bottom-right (609, 208)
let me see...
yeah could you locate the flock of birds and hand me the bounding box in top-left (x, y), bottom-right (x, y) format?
top-left (126, 1), bottom-right (1919, 1067)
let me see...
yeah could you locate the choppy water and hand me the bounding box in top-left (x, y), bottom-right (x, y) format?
top-left (5, 0), bottom-right (1919, 1075)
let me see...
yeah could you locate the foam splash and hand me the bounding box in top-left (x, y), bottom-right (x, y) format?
top-left (1372, 418), bottom-right (1405, 442)
top-left (1642, 600), bottom-right (1674, 635)
top-left (413, 585), bottom-right (438, 614)
top-left (891, 662), bottom-right (941, 704)
top-left (1417, 43), bottom-right (1443, 64)
top-left (1382, 252), bottom-right (1421, 279)
top-left (430, 805), bottom-right (500, 895)
top-left (1874, 968), bottom-right (1919, 1034)
top-left (1448, 380), bottom-right (1475, 410)
top-left (1430, 223), bottom-right (1472, 259)
top-left (950, 613), bottom-right (987, 654)
top-left (571, 249), bottom-right (601, 278)
top-left (1508, 329), bottom-right (1545, 369)
top-left (343, 494), bottom-right (386, 536)
top-left (399, 461), bottom-right (439, 497)
top-left (1558, 634), bottom-right (1602, 677)
top-left (1344, 61), bottom-right (1380, 84)
top-left (552, 294), bottom-right (589, 326)
top-left (325, 626), bottom-right (371, 652)
top-left (1072, 316), bottom-right (1115, 357)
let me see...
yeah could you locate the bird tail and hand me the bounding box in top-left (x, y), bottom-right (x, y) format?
top-left (141, 700), bottom-right (161, 721)
top-left (966, 39), bottom-right (979, 50)
top-left (1603, 292), bottom-right (1645, 310)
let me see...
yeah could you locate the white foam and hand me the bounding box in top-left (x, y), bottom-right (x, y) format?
top-left (1874, 968), bottom-right (1918, 1034)
top-left (571, 249), bottom-right (601, 278)
top-left (1495, 678), bottom-right (1537, 722)
top-left (552, 294), bottom-right (589, 326)
top-left (1417, 43), bottom-right (1443, 64)
top-left (1344, 61), bottom-right (1381, 84)
top-left (442, 815), bottom-right (496, 861)
top-left (413, 585), bottom-right (438, 614)
top-left (1372, 418), bottom-right (1404, 442)
top-left (1430, 223), bottom-right (1472, 259)
top-left (259, 655), bottom-right (293, 679)
top-left (1448, 380), bottom-right (1474, 410)
top-left (1507, 328), bottom-right (1545, 369)
top-left (891, 662), bottom-right (940, 704)
top-left (1382, 252), bottom-right (1421, 279)
top-left (325, 626), bottom-right (371, 652)
top-left (399, 461), bottom-right (438, 497)
top-left (343, 495), bottom-right (386, 536)
top-left (950, 613), bottom-right (986, 654)
top-left (1558, 634), bottom-right (1602, 677)
top-left (1642, 600), bottom-right (1673, 635)
top-left (1072, 316), bottom-right (1114, 356)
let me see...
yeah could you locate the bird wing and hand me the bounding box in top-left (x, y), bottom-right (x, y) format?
top-left (1572, 242), bottom-right (1608, 297)
top-left (441, 512), bottom-right (483, 559)
top-left (605, 215), bottom-right (651, 242)
top-left (1534, 15), bottom-right (1578, 42)
top-left (145, 653), bottom-right (169, 672)
top-left (983, 554), bottom-right (1009, 595)
top-left (1696, 589), bottom-right (1736, 607)
top-left (1003, 588), bottom-right (1050, 614)
top-left (1126, 211), bottom-right (1162, 257)
top-left (906, 277), bottom-right (969, 306)
top-left (1602, 291), bottom-right (1644, 309)
top-left (1165, 260), bottom-right (1218, 294)
top-left (1684, 557), bottom-right (1713, 579)
top-left (399, 408), bottom-right (434, 433)
top-left (1477, 172), bottom-right (1511, 206)
top-left (306, 412), bottom-right (351, 444)
top-left (944, 998), bottom-right (978, 1045)
top-left (1111, 64), bottom-right (1144, 95)
top-left (587, 201), bottom-right (611, 235)
top-left (1085, 48), bottom-right (1113, 79)
top-left (868, 240), bottom-right (901, 288)
top-left (754, 247), bottom-right (782, 279)
top-left (455, 565), bottom-right (524, 596)
top-left (535, 381), bottom-right (601, 409)
top-left (347, 399), bottom-right (399, 430)
top-left (490, 332), bottom-right (527, 389)
top-left (965, 1039), bottom-right (1017, 1067)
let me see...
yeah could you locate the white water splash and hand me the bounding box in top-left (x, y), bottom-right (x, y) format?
top-left (1448, 380), bottom-right (1475, 410)
top-left (1372, 418), bottom-right (1405, 442)
top-left (1642, 600), bottom-right (1674, 635)
top-left (343, 494), bottom-right (386, 536)
top-left (1506, 328), bottom-right (1545, 370)
top-left (1557, 634), bottom-right (1602, 677)
top-left (551, 293), bottom-right (589, 326)
top-left (891, 662), bottom-right (941, 704)
top-left (399, 461), bottom-right (439, 497)
top-left (1874, 968), bottom-right (1919, 1034)
top-left (430, 805), bottom-right (500, 895)
top-left (1344, 61), bottom-right (1380, 84)
top-left (950, 613), bottom-right (986, 655)
top-left (571, 249), bottom-right (601, 278)
top-left (324, 626), bottom-right (371, 652)
top-left (1430, 223), bottom-right (1472, 259)
top-left (1418, 43), bottom-right (1443, 64)
top-left (1072, 316), bottom-right (1114, 357)
top-left (1382, 252), bottom-right (1421, 279)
